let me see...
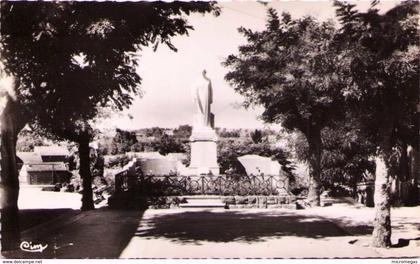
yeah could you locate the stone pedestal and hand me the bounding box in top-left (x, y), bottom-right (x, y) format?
top-left (188, 127), bottom-right (220, 175)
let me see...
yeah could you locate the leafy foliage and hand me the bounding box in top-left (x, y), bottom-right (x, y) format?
top-left (144, 127), bottom-right (165, 138)
top-left (334, 0), bottom-right (419, 152)
top-left (112, 129), bottom-right (138, 154)
top-left (150, 134), bottom-right (186, 155)
top-left (217, 128), bottom-right (241, 138)
top-left (0, 1), bottom-right (219, 211)
top-left (321, 126), bottom-right (375, 190)
top-left (224, 9), bottom-right (345, 135)
top-left (250, 129), bottom-right (263, 143)
top-left (334, 0), bottom-right (419, 247)
top-left (0, 1), bottom-right (220, 142)
top-left (217, 139), bottom-right (295, 179)
top-left (16, 129), bottom-right (47, 152)
top-left (223, 9), bottom-right (347, 205)
top-left (293, 122), bottom-right (376, 193)
top-left (173, 125), bottom-right (192, 139)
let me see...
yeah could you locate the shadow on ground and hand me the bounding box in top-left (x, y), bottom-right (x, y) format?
top-left (135, 210), bottom-right (374, 245)
top-left (392, 237), bottom-right (420, 248)
top-left (3, 208), bottom-right (145, 259)
top-left (19, 208), bottom-right (77, 231)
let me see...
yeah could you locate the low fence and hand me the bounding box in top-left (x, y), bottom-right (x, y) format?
top-left (356, 179), bottom-right (419, 206)
top-left (115, 170), bottom-right (289, 196)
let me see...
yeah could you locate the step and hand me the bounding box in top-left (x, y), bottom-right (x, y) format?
top-left (180, 195), bottom-right (223, 200)
top-left (179, 203), bottom-right (226, 208)
top-left (179, 198), bottom-right (226, 208)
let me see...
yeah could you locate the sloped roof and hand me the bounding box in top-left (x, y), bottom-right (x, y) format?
top-left (24, 162), bottom-right (69, 172)
top-left (34, 146), bottom-right (70, 156)
top-left (17, 152), bottom-right (43, 164)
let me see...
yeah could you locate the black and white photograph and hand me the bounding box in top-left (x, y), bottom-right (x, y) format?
top-left (0, 0), bottom-right (419, 261)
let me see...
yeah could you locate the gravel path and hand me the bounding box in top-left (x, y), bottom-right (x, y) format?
top-left (3, 188), bottom-right (419, 259)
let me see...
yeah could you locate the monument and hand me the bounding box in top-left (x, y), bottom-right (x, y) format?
top-left (188, 70), bottom-right (220, 175)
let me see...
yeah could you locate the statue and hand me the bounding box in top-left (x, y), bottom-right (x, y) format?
top-left (192, 70), bottom-right (214, 129)
top-left (188, 70), bottom-right (220, 175)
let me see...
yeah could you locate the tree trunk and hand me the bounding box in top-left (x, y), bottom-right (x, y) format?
top-left (412, 148), bottom-right (419, 203)
top-left (0, 98), bottom-right (27, 251)
top-left (307, 129), bottom-right (322, 206)
top-left (78, 135), bottom-right (94, 211)
top-left (396, 142), bottom-right (409, 204)
top-left (408, 145), bottom-right (419, 205)
top-left (372, 152), bottom-right (392, 247)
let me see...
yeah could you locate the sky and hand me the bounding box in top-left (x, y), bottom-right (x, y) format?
top-left (95, 0), bottom-right (401, 131)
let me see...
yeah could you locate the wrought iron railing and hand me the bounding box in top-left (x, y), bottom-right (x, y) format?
top-left (115, 170), bottom-right (289, 196)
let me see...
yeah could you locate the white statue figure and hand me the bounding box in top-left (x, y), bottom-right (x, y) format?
top-left (188, 70), bottom-right (220, 175)
top-left (192, 70), bottom-right (214, 128)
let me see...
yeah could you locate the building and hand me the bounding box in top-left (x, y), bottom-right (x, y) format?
top-left (33, 145), bottom-right (70, 162)
top-left (19, 162), bottom-right (71, 185)
top-left (17, 145), bottom-right (71, 185)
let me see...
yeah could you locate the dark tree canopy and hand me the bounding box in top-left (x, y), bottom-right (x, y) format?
top-left (224, 9), bottom-right (345, 137)
top-left (173, 124), bottom-right (192, 139)
top-left (151, 134), bottom-right (186, 155)
top-left (112, 129), bottom-right (138, 154)
top-left (0, 1), bottom-right (220, 141)
top-left (0, 0), bottom-right (220, 232)
top-left (334, 0), bottom-right (419, 248)
top-left (321, 126), bottom-right (375, 189)
top-left (218, 139), bottom-right (295, 179)
top-left (293, 121), bottom-right (376, 192)
top-left (250, 129), bottom-right (263, 144)
top-left (334, 0), bottom-right (419, 151)
top-left (223, 9), bottom-right (347, 206)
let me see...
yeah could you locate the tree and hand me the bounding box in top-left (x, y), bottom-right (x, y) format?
top-left (293, 119), bottom-right (376, 195)
top-left (0, 1), bottom-right (219, 250)
top-left (218, 128), bottom-right (241, 138)
top-left (112, 129), bottom-right (138, 154)
top-left (321, 124), bottom-right (375, 194)
top-left (16, 129), bottom-right (46, 152)
top-left (130, 142), bottom-right (144, 152)
top-left (146, 127), bottom-right (164, 138)
top-left (173, 124), bottom-right (192, 139)
top-left (224, 9), bottom-right (346, 206)
top-left (151, 134), bottom-right (186, 155)
top-left (334, 0), bottom-right (419, 247)
top-left (250, 129), bottom-right (263, 144)
top-left (0, 94), bottom-right (28, 251)
top-left (217, 139), bottom-right (295, 178)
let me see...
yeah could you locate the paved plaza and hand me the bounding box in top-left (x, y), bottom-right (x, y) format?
top-left (3, 199), bottom-right (419, 259)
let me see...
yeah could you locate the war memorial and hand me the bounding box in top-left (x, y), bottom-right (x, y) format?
top-left (0, 1), bottom-right (418, 261)
top-left (109, 71), bottom-right (292, 210)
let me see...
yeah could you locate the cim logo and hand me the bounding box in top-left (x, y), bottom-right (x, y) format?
top-left (20, 241), bottom-right (48, 253)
